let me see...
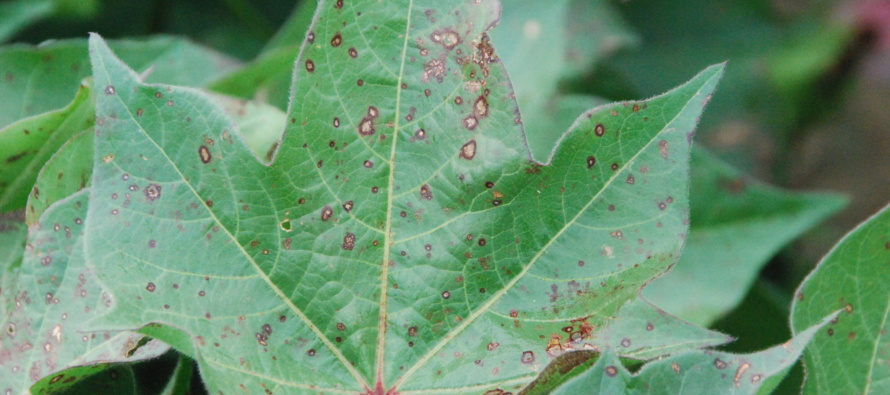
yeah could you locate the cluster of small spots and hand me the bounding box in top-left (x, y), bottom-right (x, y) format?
top-left (321, 206), bottom-right (334, 221)
top-left (342, 232), bottom-right (356, 251)
top-left (420, 184), bottom-right (433, 200)
top-left (358, 106), bottom-right (379, 136)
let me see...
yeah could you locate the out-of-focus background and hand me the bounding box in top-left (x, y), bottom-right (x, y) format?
top-left (3, 0), bottom-right (888, 392)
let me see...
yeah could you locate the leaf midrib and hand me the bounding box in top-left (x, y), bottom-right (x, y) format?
top-left (376, 0), bottom-right (416, 389)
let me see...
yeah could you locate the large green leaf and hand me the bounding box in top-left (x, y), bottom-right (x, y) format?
top-left (791, 203), bottom-right (890, 394)
top-left (84, 0), bottom-right (722, 392)
top-left (644, 149), bottom-right (847, 326)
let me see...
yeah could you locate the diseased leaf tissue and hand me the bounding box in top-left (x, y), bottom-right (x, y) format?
top-left (6, 0), bottom-right (725, 393)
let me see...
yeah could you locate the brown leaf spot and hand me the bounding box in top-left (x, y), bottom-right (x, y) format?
top-left (321, 206), bottom-right (333, 221)
top-left (595, 123), bottom-right (605, 137)
top-left (463, 115), bottom-right (478, 130)
top-left (586, 156), bottom-right (596, 169)
top-left (146, 282), bottom-right (155, 292)
top-left (144, 183), bottom-right (162, 201)
top-left (198, 145), bottom-right (212, 164)
top-left (342, 232), bottom-right (355, 250)
top-left (520, 351), bottom-right (535, 364)
top-left (474, 96), bottom-right (489, 118)
top-left (420, 184), bottom-right (433, 200)
top-left (714, 358), bottom-right (727, 369)
top-left (305, 59), bottom-right (315, 73)
top-left (342, 200), bottom-right (354, 212)
top-left (659, 140), bottom-right (669, 159)
top-left (459, 140), bottom-right (477, 160)
top-left (348, 47), bottom-right (358, 58)
top-left (331, 33), bottom-right (342, 47)
top-left (605, 366), bottom-right (618, 377)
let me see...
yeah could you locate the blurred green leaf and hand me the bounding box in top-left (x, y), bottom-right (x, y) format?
top-left (791, 203), bottom-right (890, 394)
top-left (644, 149), bottom-right (847, 326)
top-left (0, 84), bottom-right (94, 214)
top-left (0, 0), bottom-right (54, 43)
top-left (0, 36), bottom-right (240, 129)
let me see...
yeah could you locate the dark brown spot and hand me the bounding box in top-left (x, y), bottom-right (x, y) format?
top-left (420, 184), bottom-right (433, 200)
top-left (321, 206), bottom-right (333, 221)
top-left (714, 359), bottom-right (727, 369)
top-left (414, 129), bottom-right (426, 140)
top-left (424, 89), bottom-right (431, 97)
top-left (337, 322), bottom-right (346, 331)
top-left (305, 60), bottom-right (315, 73)
top-left (199, 145), bottom-right (212, 164)
top-left (342, 200), bottom-right (354, 212)
top-left (307, 32), bottom-right (315, 44)
top-left (371, 187), bottom-right (379, 193)
top-left (459, 140), bottom-right (477, 160)
top-left (605, 366), bottom-right (618, 377)
top-left (349, 48), bottom-right (358, 58)
top-left (521, 351), bottom-right (535, 364)
top-left (317, 160), bottom-right (324, 168)
top-left (357, 79), bottom-right (364, 86)
top-left (331, 33), bottom-right (342, 47)
top-left (626, 174), bottom-right (635, 184)
top-left (611, 163), bottom-right (619, 171)
top-left (342, 232), bottom-right (356, 250)
top-left (474, 96), bottom-right (489, 118)
top-left (442, 291), bottom-right (451, 299)
top-left (492, 199), bottom-right (502, 206)
top-left (658, 202), bottom-right (667, 211)
top-left (485, 181), bottom-right (494, 188)
top-left (408, 326), bottom-right (418, 337)
top-left (333, 118), bottom-right (340, 128)
top-left (105, 85), bottom-right (115, 95)
top-left (144, 183), bottom-right (161, 201)
top-left (262, 324), bottom-right (272, 335)
top-left (363, 160), bottom-right (374, 168)
top-left (307, 349), bottom-right (316, 356)
top-left (148, 240), bottom-right (157, 249)
top-left (146, 282), bottom-right (155, 292)
top-left (334, 0), bottom-right (343, 9)
top-left (586, 156), bottom-right (596, 169)
top-left (478, 238), bottom-right (486, 246)
top-left (463, 115), bottom-right (478, 130)
top-left (595, 123), bottom-right (605, 137)
top-left (620, 338), bottom-right (631, 347)
top-left (455, 96), bottom-right (463, 105)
